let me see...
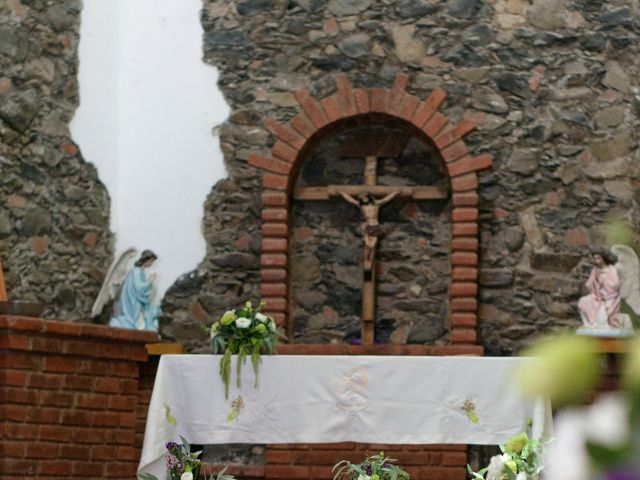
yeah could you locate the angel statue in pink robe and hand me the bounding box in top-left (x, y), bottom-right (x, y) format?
top-left (577, 246), bottom-right (637, 337)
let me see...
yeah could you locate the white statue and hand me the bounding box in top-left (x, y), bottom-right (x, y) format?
top-left (92, 248), bottom-right (161, 331)
top-left (577, 245), bottom-right (638, 337)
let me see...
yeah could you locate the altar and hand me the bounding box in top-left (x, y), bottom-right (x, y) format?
top-left (138, 355), bottom-right (551, 477)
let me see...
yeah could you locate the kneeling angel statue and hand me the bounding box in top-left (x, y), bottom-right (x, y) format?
top-left (577, 245), bottom-right (638, 337)
top-left (91, 248), bottom-right (162, 331)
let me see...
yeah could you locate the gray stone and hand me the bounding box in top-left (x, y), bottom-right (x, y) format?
top-left (391, 25), bottom-right (424, 64)
top-left (580, 33), bottom-right (607, 52)
top-left (595, 106), bottom-right (625, 129)
top-left (24, 58), bottom-right (56, 84)
top-left (331, 264), bottom-right (361, 290)
top-left (527, 0), bottom-right (567, 30)
top-left (462, 24), bottom-right (493, 46)
top-left (452, 67), bottom-right (490, 83)
top-left (551, 87), bottom-right (592, 101)
top-left (0, 209), bottom-right (11, 237)
top-left (598, 7), bottom-right (633, 27)
top-left (492, 72), bottom-right (531, 98)
top-left (589, 132), bottom-right (632, 162)
top-left (395, 0), bottom-right (437, 18)
top-left (583, 157), bottom-right (630, 180)
top-left (472, 88), bottom-right (508, 114)
top-left (20, 207), bottom-right (52, 236)
top-left (604, 180), bottom-right (634, 202)
top-left (531, 275), bottom-right (582, 296)
top-left (506, 148), bottom-right (539, 175)
top-left (602, 61), bottom-right (631, 93)
top-left (206, 30), bottom-right (249, 47)
top-left (45, 4), bottom-right (77, 31)
top-left (479, 269), bottom-right (514, 288)
top-left (237, 0), bottom-right (272, 15)
top-left (0, 27), bottom-right (29, 61)
top-left (328, 0), bottom-right (372, 16)
top-left (394, 299), bottom-right (437, 311)
top-left (0, 89), bottom-right (40, 133)
top-left (407, 317), bottom-right (446, 343)
top-left (548, 301), bottom-right (575, 318)
top-left (504, 227), bottom-right (525, 251)
top-left (337, 34), bottom-right (371, 58)
top-left (530, 253), bottom-right (581, 272)
top-left (212, 252), bottom-right (258, 269)
top-left (291, 255), bottom-right (321, 283)
top-left (295, 291), bottom-right (327, 309)
top-left (446, 0), bottom-right (482, 18)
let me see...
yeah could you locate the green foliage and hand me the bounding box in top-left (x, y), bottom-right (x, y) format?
top-left (332, 452), bottom-right (410, 480)
top-left (210, 301), bottom-right (285, 398)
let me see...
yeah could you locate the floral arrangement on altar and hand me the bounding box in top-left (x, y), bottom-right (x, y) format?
top-left (138, 437), bottom-right (236, 480)
top-left (209, 301), bottom-right (283, 397)
top-left (332, 452), bottom-right (410, 480)
top-left (468, 430), bottom-right (544, 480)
top-left (517, 334), bottom-right (640, 480)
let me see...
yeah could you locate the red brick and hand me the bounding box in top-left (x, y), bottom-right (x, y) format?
top-left (451, 297), bottom-right (478, 312)
top-left (31, 235), bottom-right (48, 255)
top-left (412, 87), bottom-right (446, 128)
top-left (260, 283), bottom-right (287, 297)
top-left (76, 393), bottom-right (109, 409)
top-left (25, 442), bottom-right (60, 459)
top-left (39, 425), bottom-right (73, 442)
top-left (104, 461), bottom-right (137, 477)
top-left (262, 297), bottom-right (287, 312)
top-left (452, 208), bottom-right (478, 222)
top-left (291, 113), bottom-right (316, 139)
top-left (399, 94), bottom-right (420, 121)
top-left (110, 362), bottom-right (138, 378)
top-left (262, 222), bottom-right (288, 237)
top-left (43, 356), bottom-right (77, 373)
top-left (320, 95), bottom-right (342, 122)
top-left (262, 237), bottom-right (288, 253)
top-left (263, 174), bottom-right (288, 190)
top-left (3, 440), bottom-right (26, 458)
top-left (5, 424), bottom-right (39, 440)
top-left (266, 449), bottom-right (294, 463)
top-left (454, 118), bottom-right (476, 138)
top-left (449, 313), bottom-right (477, 328)
top-left (335, 73), bottom-right (357, 116)
top-left (3, 387), bottom-right (38, 404)
top-left (452, 267), bottom-right (477, 281)
top-left (3, 369), bottom-right (28, 386)
top-left (61, 410), bottom-right (92, 426)
top-left (405, 466), bottom-right (466, 480)
top-left (2, 459), bottom-right (38, 475)
top-left (294, 90), bottom-right (329, 128)
top-left (387, 73), bottom-right (409, 114)
top-left (72, 428), bottom-right (105, 444)
top-left (353, 88), bottom-right (370, 113)
top-left (451, 172), bottom-right (478, 192)
top-left (95, 377), bottom-right (121, 394)
top-left (261, 268), bottom-right (287, 282)
top-left (116, 446), bottom-right (138, 461)
top-left (61, 142), bottom-right (78, 155)
top-left (0, 333), bottom-right (29, 350)
top-left (39, 390), bottom-right (74, 407)
top-left (452, 192), bottom-right (478, 207)
top-left (448, 154), bottom-right (493, 177)
top-left (441, 141), bottom-right (469, 163)
top-left (38, 460), bottom-right (69, 475)
top-left (442, 451), bottom-right (468, 466)
top-left (4, 404), bottom-right (28, 421)
top-left (265, 464), bottom-right (310, 479)
top-left (266, 118), bottom-right (306, 149)
top-left (450, 328), bottom-right (477, 343)
top-left (249, 154), bottom-right (292, 175)
top-left (452, 252), bottom-right (478, 266)
top-left (452, 237), bottom-right (478, 251)
top-left (434, 128), bottom-right (460, 150)
top-left (120, 378), bottom-right (138, 394)
top-left (424, 112), bottom-right (448, 137)
top-left (72, 461), bottom-right (102, 476)
top-left (262, 191), bottom-right (288, 207)
top-left (450, 282), bottom-right (478, 297)
top-left (452, 222), bottom-right (478, 236)
top-left (272, 140), bottom-right (299, 163)
top-left (370, 87), bottom-right (388, 112)
top-left (262, 208), bottom-right (288, 222)
top-left (261, 254), bottom-right (287, 268)
top-left (63, 375), bottom-right (93, 391)
top-left (90, 445), bottom-right (116, 461)
top-left (31, 337), bottom-right (62, 353)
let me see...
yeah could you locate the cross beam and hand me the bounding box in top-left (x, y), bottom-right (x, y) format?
top-left (293, 185), bottom-right (448, 201)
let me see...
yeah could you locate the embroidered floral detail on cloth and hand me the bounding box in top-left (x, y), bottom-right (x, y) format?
top-left (227, 396), bottom-right (244, 422)
top-left (461, 399), bottom-right (479, 424)
top-left (334, 366), bottom-right (371, 413)
top-left (164, 404), bottom-right (178, 425)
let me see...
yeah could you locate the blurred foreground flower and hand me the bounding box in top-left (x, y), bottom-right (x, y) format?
top-left (516, 335), bottom-right (600, 406)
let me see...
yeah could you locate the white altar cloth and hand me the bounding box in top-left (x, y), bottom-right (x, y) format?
top-left (139, 355), bottom-right (550, 476)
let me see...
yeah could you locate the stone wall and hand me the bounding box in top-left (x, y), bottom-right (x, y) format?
top-left (163, 0), bottom-right (640, 355)
top-left (0, 0), bottom-right (112, 321)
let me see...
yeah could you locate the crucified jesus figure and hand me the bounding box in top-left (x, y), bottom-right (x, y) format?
top-left (339, 190), bottom-right (401, 273)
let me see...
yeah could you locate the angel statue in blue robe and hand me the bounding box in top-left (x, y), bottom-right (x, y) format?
top-left (91, 249), bottom-right (162, 331)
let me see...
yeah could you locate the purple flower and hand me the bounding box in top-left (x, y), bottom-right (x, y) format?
top-left (361, 463), bottom-right (372, 475)
top-left (165, 453), bottom-right (182, 471)
top-left (601, 468), bottom-right (640, 480)
top-left (166, 441), bottom-right (178, 450)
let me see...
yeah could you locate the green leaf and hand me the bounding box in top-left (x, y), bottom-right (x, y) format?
top-left (466, 410), bottom-right (479, 424)
top-left (585, 441), bottom-right (632, 469)
top-left (164, 405), bottom-right (178, 425)
top-left (137, 473), bottom-right (159, 480)
top-left (179, 435), bottom-right (191, 454)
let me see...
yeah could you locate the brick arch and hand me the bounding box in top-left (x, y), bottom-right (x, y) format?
top-left (248, 73), bottom-right (492, 345)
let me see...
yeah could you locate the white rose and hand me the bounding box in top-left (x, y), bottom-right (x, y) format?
top-left (268, 319), bottom-right (276, 332)
top-left (516, 472), bottom-right (527, 480)
top-left (255, 312), bottom-right (269, 323)
top-left (544, 410), bottom-right (590, 480)
top-left (357, 475), bottom-right (370, 480)
top-left (235, 317), bottom-right (251, 329)
top-left (180, 473), bottom-right (193, 480)
top-left (486, 454), bottom-right (505, 480)
top-left (584, 393), bottom-right (629, 447)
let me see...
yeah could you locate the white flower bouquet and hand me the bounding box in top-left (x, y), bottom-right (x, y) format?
top-left (468, 431), bottom-right (544, 480)
top-left (209, 301), bottom-right (283, 397)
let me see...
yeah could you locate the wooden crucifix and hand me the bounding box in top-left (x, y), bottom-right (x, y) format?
top-left (293, 130), bottom-right (448, 345)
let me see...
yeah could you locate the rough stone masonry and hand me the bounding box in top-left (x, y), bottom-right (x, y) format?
top-left (161, 0), bottom-right (640, 354)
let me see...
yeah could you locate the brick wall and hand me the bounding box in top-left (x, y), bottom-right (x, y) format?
top-left (0, 315), bottom-right (158, 479)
